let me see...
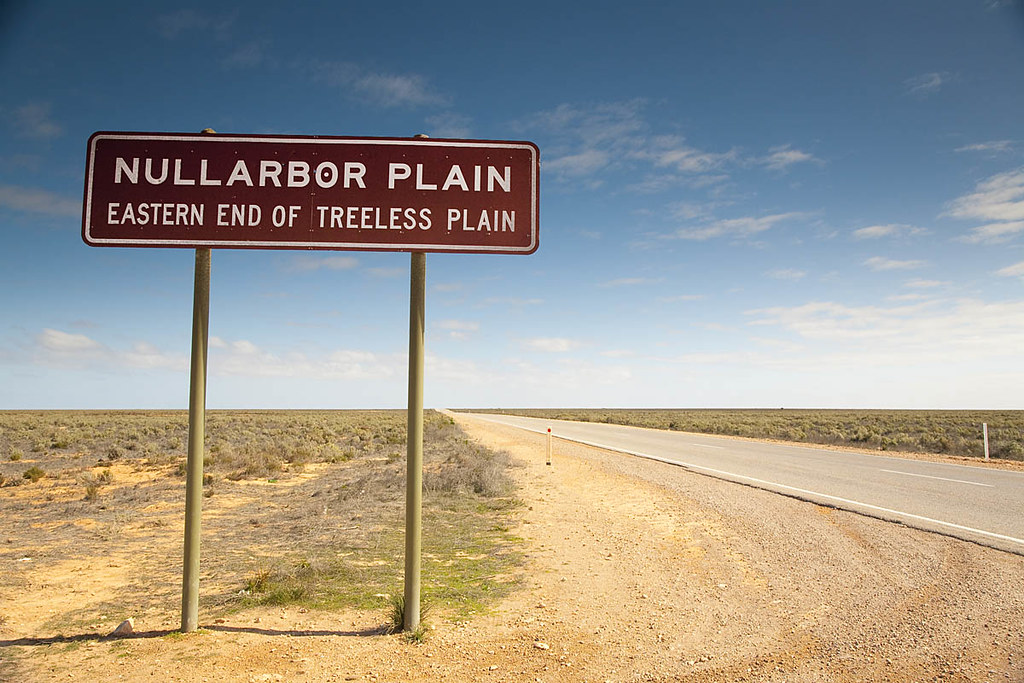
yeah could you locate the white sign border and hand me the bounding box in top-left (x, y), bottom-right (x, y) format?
top-left (83, 133), bottom-right (539, 254)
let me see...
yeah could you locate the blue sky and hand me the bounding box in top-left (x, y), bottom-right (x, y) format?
top-left (2, 0), bottom-right (1024, 409)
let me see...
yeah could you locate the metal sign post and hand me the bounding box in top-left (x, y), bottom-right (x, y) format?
top-left (404, 251), bottom-right (426, 631)
top-left (181, 247), bottom-right (210, 631)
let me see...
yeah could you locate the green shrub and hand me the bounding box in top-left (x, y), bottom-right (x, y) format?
top-left (23, 466), bottom-right (45, 483)
top-left (993, 441), bottom-right (1024, 461)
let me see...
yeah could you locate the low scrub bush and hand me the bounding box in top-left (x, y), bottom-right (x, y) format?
top-left (992, 441), bottom-right (1024, 461)
top-left (23, 466), bottom-right (45, 483)
top-left (425, 440), bottom-right (513, 497)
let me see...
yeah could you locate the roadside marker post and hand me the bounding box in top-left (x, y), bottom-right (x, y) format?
top-left (82, 129), bottom-right (539, 633)
top-left (547, 428), bottom-right (552, 466)
top-left (983, 423), bottom-right (990, 461)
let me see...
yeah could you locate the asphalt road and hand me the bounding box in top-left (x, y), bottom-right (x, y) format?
top-left (460, 412), bottom-right (1024, 556)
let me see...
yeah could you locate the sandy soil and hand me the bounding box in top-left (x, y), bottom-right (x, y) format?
top-left (2, 415), bottom-right (1023, 682)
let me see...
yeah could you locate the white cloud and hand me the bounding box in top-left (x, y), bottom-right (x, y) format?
top-left (311, 61), bottom-right (446, 107)
top-left (425, 112), bottom-right (473, 139)
top-left (324, 350), bottom-right (399, 379)
top-left (863, 256), bottom-right (926, 271)
top-left (852, 224), bottom-right (927, 240)
top-left (32, 329), bottom-right (186, 371)
top-left (521, 337), bottom-right (581, 353)
top-left (672, 212), bottom-right (805, 241)
top-left (904, 279), bottom-right (947, 289)
top-left (745, 298), bottom-right (1024, 365)
top-left (627, 173), bottom-right (730, 193)
top-left (958, 221), bottom-right (1024, 244)
top-left (433, 283), bottom-right (463, 293)
top-left (530, 100), bottom-right (647, 147)
top-left (693, 322), bottom-right (729, 331)
top-left (639, 135), bottom-right (737, 173)
top-left (436, 320), bottom-right (479, 332)
top-left (157, 9), bottom-right (234, 39)
top-left (231, 340), bottom-right (260, 355)
top-left (544, 149), bottom-right (610, 177)
top-left (946, 168), bottom-right (1024, 244)
top-left (8, 103), bottom-right (63, 140)
top-left (523, 101), bottom-right (730, 187)
top-left (996, 261), bottom-right (1024, 279)
top-left (37, 329), bottom-right (100, 353)
top-left (904, 71), bottom-right (951, 96)
top-left (124, 342), bottom-right (187, 370)
top-left (600, 349), bottom-right (635, 358)
top-left (211, 337), bottom-right (404, 380)
top-left (157, 9), bottom-right (209, 37)
top-left (955, 140), bottom-right (1014, 154)
top-left (669, 201), bottom-right (729, 221)
top-left (0, 184), bottom-right (80, 217)
top-left (435, 319), bottom-right (479, 340)
top-left (526, 100), bottom-right (817, 192)
top-left (756, 145), bottom-right (819, 171)
top-left (765, 268), bottom-right (806, 281)
top-left (358, 73), bottom-right (446, 107)
top-left (366, 267), bottom-right (405, 278)
top-left (480, 297), bottom-right (544, 307)
top-left (425, 352), bottom-right (493, 386)
top-left (290, 255), bottom-right (360, 272)
top-left (599, 277), bottom-right (660, 287)
top-left (465, 356), bottom-right (633, 404)
top-left (949, 168), bottom-right (1024, 219)
top-left (750, 337), bottom-right (806, 353)
top-left (222, 41), bottom-right (266, 69)
top-left (659, 349), bottom-right (765, 365)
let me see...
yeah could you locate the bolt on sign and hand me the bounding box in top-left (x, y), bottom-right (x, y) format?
top-left (82, 132), bottom-right (539, 254)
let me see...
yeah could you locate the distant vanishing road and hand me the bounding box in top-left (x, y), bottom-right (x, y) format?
top-left (460, 412), bottom-right (1024, 556)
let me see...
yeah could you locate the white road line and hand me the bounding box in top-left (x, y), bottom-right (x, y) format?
top-left (461, 414), bottom-right (1024, 550)
top-left (569, 438), bottom-right (1024, 550)
top-left (461, 413), bottom-right (1024, 478)
top-left (881, 469), bottom-right (993, 488)
top-left (465, 416), bottom-right (1024, 551)
top-left (689, 443), bottom-right (725, 449)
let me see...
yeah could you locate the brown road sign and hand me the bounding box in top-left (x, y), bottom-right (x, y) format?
top-left (82, 132), bottom-right (539, 254)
